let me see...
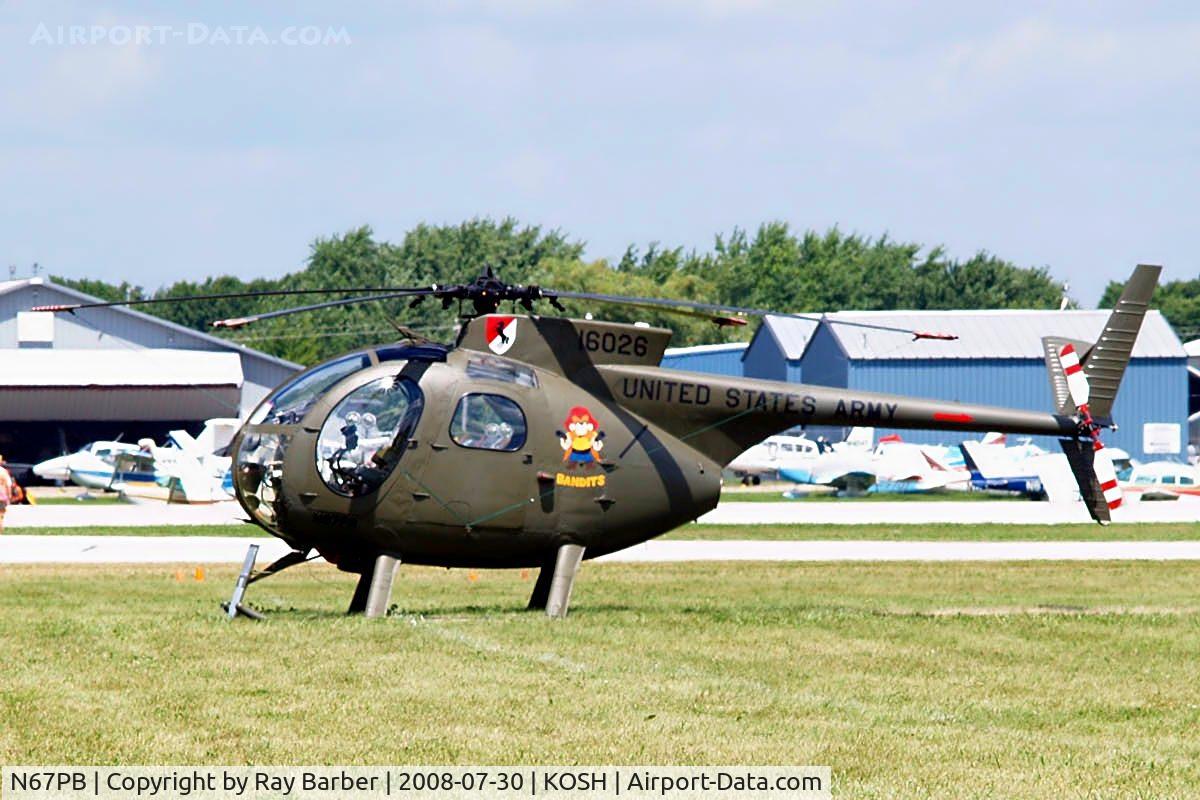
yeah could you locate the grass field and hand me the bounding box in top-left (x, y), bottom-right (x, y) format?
top-left (2, 561), bottom-right (1199, 797)
top-left (29, 495), bottom-right (127, 506)
top-left (10, 524), bottom-right (265, 537)
top-left (13, 522), bottom-right (1200, 541)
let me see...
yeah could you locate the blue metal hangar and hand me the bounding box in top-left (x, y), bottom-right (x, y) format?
top-left (661, 310), bottom-right (1187, 460)
top-left (0, 277), bottom-right (301, 468)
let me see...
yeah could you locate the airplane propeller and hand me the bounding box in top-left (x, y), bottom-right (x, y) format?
top-left (1057, 343), bottom-right (1122, 511)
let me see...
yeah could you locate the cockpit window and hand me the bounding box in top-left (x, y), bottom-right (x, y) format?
top-left (450, 394), bottom-right (527, 452)
top-left (317, 375), bottom-right (424, 496)
top-left (253, 353), bottom-right (370, 425)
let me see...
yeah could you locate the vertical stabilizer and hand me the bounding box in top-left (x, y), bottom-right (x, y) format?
top-left (1082, 264), bottom-right (1160, 420)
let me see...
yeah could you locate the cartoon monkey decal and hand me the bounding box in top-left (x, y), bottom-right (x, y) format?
top-left (558, 405), bottom-right (605, 467)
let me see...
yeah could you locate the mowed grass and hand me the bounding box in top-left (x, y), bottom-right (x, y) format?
top-left (2, 562), bottom-right (1199, 798)
top-left (29, 495), bottom-right (128, 506)
top-left (14, 522), bottom-right (1200, 541)
top-left (11, 524), bottom-right (264, 537)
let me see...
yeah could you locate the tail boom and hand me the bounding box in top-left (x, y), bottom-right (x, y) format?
top-left (599, 365), bottom-right (1077, 465)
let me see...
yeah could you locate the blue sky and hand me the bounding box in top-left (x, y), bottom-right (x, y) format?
top-left (1, 1), bottom-right (1197, 306)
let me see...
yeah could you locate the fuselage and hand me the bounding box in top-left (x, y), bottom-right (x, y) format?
top-left (232, 340), bottom-right (722, 571)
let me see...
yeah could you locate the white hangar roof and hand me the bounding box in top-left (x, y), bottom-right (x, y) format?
top-left (0, 277), bottom-right (301, 371)
top-left (760, 309), bottom-right (1185, 361)
top-left (0, 277), bottom-right (302, 421)
top-left (0, 349), bottom-right (243, 387)
top-left (662, 342), bottom-right (749, 357)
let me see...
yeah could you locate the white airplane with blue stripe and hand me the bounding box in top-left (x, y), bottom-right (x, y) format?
top-left (32, 419), bottom-right (238, 503)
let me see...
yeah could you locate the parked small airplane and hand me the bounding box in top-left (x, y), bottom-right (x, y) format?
top-left (959, 435), bottom-right (1132, 502)
top-left (727, 427), bottom-right (873, 484)
top-left (1122, 461), bottom-right (1200, 500)
top-left (32, 419), bottom-right (239, 503)
top-left (32, 440), bottom-right (145, 487)
top-left (772, 432), bottom-right (969, 495)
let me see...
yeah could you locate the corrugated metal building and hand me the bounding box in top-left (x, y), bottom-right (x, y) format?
top-left (1185, 339), bottom-right (1200, 447)
top-left (660, 342), bottom-right (747, 376)
top-left (0, 278), bottom-right (300, 466)
top-left (741, 310), bottom-right (1187, 459)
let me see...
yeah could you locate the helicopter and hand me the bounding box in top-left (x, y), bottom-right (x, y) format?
top-left (36, 263), bottom-right (1161, 619)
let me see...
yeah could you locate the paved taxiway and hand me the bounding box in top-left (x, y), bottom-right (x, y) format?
top-left (697, 499), bottom-right (1200, 525)
top-left (4, 536), bottom-right (1200, 564)
top-left (7, 497), bottom-right (1199, 529)
top-left (4, 496), bottom-right (1196, 564)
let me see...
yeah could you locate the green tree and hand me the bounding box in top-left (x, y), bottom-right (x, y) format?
top-left (52, 218), bottom-right (1071, 361)
top-left (1100, 277), bottom-right (1200, 341)
top-left (53, 278), bottom-right (147, 304)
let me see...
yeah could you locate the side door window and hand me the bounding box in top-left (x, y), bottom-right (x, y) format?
top-left (450, 394), bottom-right (527, 452)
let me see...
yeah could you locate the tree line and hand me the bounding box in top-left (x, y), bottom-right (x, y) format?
top-left (56, 218), bottom-right (1152, 366)
top-left (1100, 277), bottom-right (1200, 342)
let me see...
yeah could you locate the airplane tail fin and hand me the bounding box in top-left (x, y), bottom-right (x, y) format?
top-left (959, 440), bottom-right (999, 479)
top-left (1042, 264), bottom-right (1160, 523)
top-left (168, 430), bottom-right (202, 457)
top-left (843, 426), bottom-right (874, 450)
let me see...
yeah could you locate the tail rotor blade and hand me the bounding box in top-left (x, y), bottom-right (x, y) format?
top-left (1056, 343), bottom-right (1090, 409)
top-left (1093, 443), bottom-right (1123, 511)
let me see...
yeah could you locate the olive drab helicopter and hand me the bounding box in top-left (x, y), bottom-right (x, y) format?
top-left (36, 264), bottom-right (1161, 619)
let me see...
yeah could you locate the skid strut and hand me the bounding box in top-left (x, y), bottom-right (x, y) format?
top-left (528, 543), bottom-right (586, 619)
top-left (222, 544), bottom-right (265, 620)
top-left (222, 545), bottom-right (314, 620)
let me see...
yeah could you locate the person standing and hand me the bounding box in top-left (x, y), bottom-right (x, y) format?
top-left (0, 455), bottom-right (11, 533)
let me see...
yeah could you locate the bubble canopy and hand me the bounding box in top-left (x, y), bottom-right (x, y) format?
top-left (249, 352), bottom-right (371, 426)
top-left (236, 347), bottom-right (437, 529)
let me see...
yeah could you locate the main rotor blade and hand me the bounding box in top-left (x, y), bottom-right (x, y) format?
top-left (572, 296), bottom-right (748, 328)
top-left (544, 289), bottom-right (958, 340)
top-left (211, 290), bottom-right (438, 329)
top-left (32, 286), bottom-right (436, 314)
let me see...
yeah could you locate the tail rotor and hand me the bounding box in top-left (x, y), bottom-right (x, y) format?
top-left (1055, 342), bottom-right (1123, 517)
top-left (1043, 264), bottom-right (1160, 524)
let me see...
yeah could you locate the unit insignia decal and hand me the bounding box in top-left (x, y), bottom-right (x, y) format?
top-left (485, 316), bottom-right (518, 355)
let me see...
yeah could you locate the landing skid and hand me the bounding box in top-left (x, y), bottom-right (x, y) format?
top-left (221, 544), bottom-right (314, 620)
top-left (223, 543), bottom-right (588, 620)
